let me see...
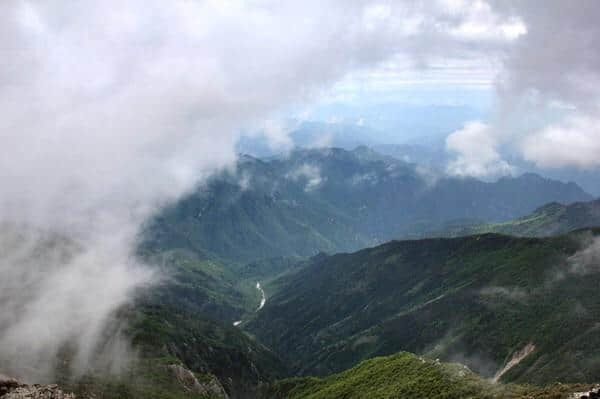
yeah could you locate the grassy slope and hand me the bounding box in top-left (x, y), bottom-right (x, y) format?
top-left (430, 199), bottom-right (600, 238)
top-left (258, 352), bottom-right (591, 399)
top-left (247, 229), bottom-right (600, 385)
top-left (44, 237), bottom-right (286, 399)
top-left (116, 245), bottom-right (288, 398)
top-left (60, 357), bottom-right (227, 399)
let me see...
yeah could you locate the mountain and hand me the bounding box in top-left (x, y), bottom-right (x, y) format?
top-left (247, 229), bottom-right (600, 385)
top-left (430, 199), bottom-right (600, 238)
top-left (52, 255), bottom-right (285, 399)
top-left (0, 224), bottom-right (283, 399)
top-left (256, 352), bottom-right (591, 399)
top-left (143, 147), bottom-right (591, 265)
top-left (140, 152), bottom-right (375, 264)
top-left (236, 121), bottom-right (383, 157)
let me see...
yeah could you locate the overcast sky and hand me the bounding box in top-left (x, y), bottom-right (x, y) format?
top-left (0, 0), bottom-right (599, 381)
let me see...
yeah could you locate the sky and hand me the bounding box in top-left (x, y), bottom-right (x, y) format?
top-left (0, 0), bottom-right (599, 381)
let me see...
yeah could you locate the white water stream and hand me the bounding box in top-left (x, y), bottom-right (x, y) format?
top-left (233, 281), bottom-right (266, 327)
top-left (256, 281), bottom-right (266, 311)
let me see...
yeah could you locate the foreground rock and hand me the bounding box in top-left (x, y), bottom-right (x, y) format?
top-left (0, 374), bottom-right (75, 399)
top-left (571, 385), bottom-right (600, 399)
top-left (167, 364), bottom-right (229, 398)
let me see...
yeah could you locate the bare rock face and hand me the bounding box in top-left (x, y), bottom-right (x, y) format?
top-left (0, 375), bottom-right (20, 397)
top-left (0, 375), bottom-right (75, 399)
top-left (572, 385), bottom-right (600, 399)
top-left (167, 364), bottom-right (229, 399)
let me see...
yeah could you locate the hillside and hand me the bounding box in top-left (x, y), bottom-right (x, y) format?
top-left (142, 147), bottom-right (591, 265)
top-left (247, 229), bottom-right (600, 385)
top-left (257, 352), bottom-right (591, 399)
top-left (48, 258), bottom-right (286, 399)
top-left (0, 225), bottom-right (283, 399)
top-left (431, 199), bottom-right (600, 238)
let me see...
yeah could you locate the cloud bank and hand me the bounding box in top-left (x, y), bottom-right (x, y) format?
top-left (446, 121), bottom-right (515, 178)
top-left (445, 0), bottom-right (600, 177)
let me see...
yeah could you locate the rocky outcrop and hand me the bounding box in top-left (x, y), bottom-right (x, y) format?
top-left (0, 374), bottom-right (75, 399)
top-left (167, 364), bottom-right (229, 398)
top-left (572, 385), bottom-right (600, 399)
top-left (492, 342), bottom-right (535, 382)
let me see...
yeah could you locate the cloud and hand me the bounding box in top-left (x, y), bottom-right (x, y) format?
top-left (520, 116), bottom-right (600, 169)
top-left (286, 164), bottom-right (325, 192)
top-left (445, 0), bottom-right (526, 42)
top-left (432, 1), bottom-right (600, 174)
top-left (445, 121), bottom-right (515, 178)
top-left (496, 0), bottom-right (600, 111)
top-left (479, 285), bottom-right (528, 303)
top-left (491, 0), bottom-right (600, 170)
top-left (568, 235), bottom-right (600, 276)
top-left (250, 119), bottom-right (295, 152)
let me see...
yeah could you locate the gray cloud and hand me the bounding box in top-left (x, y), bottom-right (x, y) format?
top-left (443, 1), bottom-right (600, 176)
top-left (568, 235), bottom-right (600, 276)
top-left (497, 0), bottom-right (600, 170)
top-left (446, 121), bottom-right (516, 178)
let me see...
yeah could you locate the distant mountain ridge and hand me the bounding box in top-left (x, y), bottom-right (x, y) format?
top-left (430, 198), bottom-right (600, 238)
top-left (143, 146), bottom-right (592, 264)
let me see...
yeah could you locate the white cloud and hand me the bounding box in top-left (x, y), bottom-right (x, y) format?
top-left (491, 0), bottom-right (600, 170)
top-left (447, 1), bottom-right (527, 42)
top-left (569, 235), bottom-right (600, 275)
top-left (286, 164), bottom-right (325, 191)
top-left (480, 286), bottom-right (528, 302)
top-left (521, 116), bottom-right (600, 169)
top-left (446, 121), bottom-right (515, 178)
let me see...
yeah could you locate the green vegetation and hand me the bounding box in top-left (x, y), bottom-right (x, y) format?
top-left (248, 229), bottom-right (600, 385)
top-left (10, 148), bottom-right (594, 398)
top-left (142, 148), bottom-right (590, 266)
top-left (257, 352), bottom-right (591, 399)
top-left (60, 358), bottom-right (226, 399)
top-left (127, 148), bottom-right (593, 396)
top-left (429, 199), bottom-right (600, 238)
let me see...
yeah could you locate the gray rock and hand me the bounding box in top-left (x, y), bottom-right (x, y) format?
top-left (0, 375), bottom-right (75, 399)
top-left (167, 364), bottom-right (229, 398)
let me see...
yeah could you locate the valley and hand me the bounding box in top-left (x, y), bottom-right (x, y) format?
top-left (108, 147), bottom-right (599, 398)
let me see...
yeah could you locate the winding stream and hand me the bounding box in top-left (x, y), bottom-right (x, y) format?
top-left (256, 281), bottom-right (266, 311)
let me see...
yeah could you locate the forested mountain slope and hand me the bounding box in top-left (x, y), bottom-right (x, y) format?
top-left (248, 229), bottom-right (600, 385)
top-left (431, 199), bottom-right (600, 238)
top-left (143, 147), bottom-right (591, 264)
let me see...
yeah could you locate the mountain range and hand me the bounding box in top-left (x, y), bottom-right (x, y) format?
top-left (142, 146), bottom-right (591, 265)
top-left (247, 229), bottom-right (600, 385)
top-left (430, 199), bottom-right (600, 239)
top-left (5, 146), bottom-right (599, 399)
